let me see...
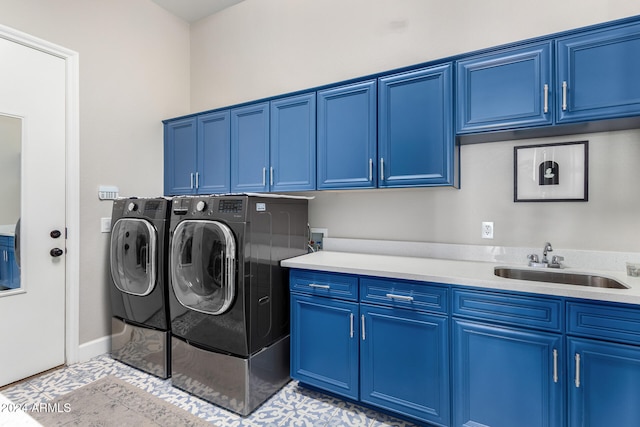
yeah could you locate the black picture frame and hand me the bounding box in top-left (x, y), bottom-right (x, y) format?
top-left (514, 141), bottom-right (588, 202)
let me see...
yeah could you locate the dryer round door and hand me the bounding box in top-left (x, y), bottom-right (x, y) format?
top-left (110, 218), bottom-right (157, 296)
top-left (170, 220), bottom-right (236, 315)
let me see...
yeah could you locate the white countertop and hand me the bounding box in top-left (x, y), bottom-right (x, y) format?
top-left (0, 224), bottom-right (15, 237)
top-left (282, 250), bottom-right (640, 305)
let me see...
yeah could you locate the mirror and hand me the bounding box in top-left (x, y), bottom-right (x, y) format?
top-left (0, 114), bottom-right (21, 291)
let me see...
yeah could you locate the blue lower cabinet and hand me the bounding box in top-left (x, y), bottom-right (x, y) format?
top-left (290, 269), bottom-right (451, 425)
top-left (568, 337), bottom-right (640, 427)
top-left (0, 236), bottom-right (19, 289)
top-left (360, 304), bottom-right (449, 426)
top-left (290, 269), bottom-right (640, 425)
top-left (453, 319), bottom-right (563, 427)
top-left (0, 237), bottom-right (8, 288)
top-left (290, 293), bottom-right (359, 400)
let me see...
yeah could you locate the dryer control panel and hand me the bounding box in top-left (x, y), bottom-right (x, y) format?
top-left (218, 199), bottom-right (243, 213)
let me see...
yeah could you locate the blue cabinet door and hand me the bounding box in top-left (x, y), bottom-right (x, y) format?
top-left (230, 102), bottom-right (270, 193)
top-left (569, 337), bottom-right (640, 427)
top-left (456, 42), bottom-right (553, 133)
top-left (270, 93), bottom-right (316, 192)
top-left (290, 293), bottom-right (359, 400)
top-left (378, 63), bottom-right (455, 187)
top-left (557, 21), bottom-right (640, 123)
top-left (7, 236), bottom-right (18, 289)
top-left (360, 304), bottom-right (450, 426)
top-left (0, 237), bottom-right (8, 288)
top-left (317, 80), bottom-right (377, 190)
top-left (197, 111), bottom-right (230, 194)
top-left (453, 319), bottom-right (563, 427)
top-left (164, 117), bottom-right (197, 195)
top-left (0, 236), bottom-right (18, 290)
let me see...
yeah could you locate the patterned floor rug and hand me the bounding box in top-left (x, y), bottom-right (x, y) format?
top-left (29, 375), bottom-right (213, 426)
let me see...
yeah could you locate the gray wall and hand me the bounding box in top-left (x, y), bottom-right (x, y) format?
top-left (190, 0), bottom-right (640, 253)
top-left (0, 0), bottom-right (190, 344)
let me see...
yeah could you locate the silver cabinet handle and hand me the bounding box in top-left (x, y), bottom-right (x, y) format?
top-left (543, 84), bottom-right (549, 113)
top-left (575, 353), bottom-right (581, 388)
top-left (553, 349), bottom-right (558, 383)
top-left (380, 158), bottom-right (385, 181)
top-left (369, 158), bottom-right (373, 181)
top-left (386, 293), bottom-right (414, 302)
top-left (262, 167), bottom-right (266, 186)
top-left (195, 172), bottom-right (199, 189)
top-left (190, 173), bottom-right (194, 189)
top-left (270, 167), bottom-right (274, 186)
top-left (308, 283), bottom-right (330, 289)
top-left (361, 315), bottom-right (366, 340)
top-left (562, 81), bottom-right (568, 111)
top-left (350, 313), bottom-right (354, 338)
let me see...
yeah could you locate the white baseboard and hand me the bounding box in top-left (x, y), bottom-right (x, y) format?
top-left (76, 335), bottom-right (110, 363)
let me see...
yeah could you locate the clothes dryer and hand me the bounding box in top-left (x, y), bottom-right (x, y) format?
top-left (109, 197), bottom-right (171, 379)
top-left (168, 194), bottom-right (308, 415)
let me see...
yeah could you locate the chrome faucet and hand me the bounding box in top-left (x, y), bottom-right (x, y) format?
top-left (528, 242), bottom-right (564, 268)
top-left (541, 242), bottom-right (553, 264)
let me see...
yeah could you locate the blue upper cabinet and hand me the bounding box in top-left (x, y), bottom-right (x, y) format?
top-left (197, 111), bottom-right (230, 194)
top-left (164, 117), bottom-right (197, 195)
top-left (164, 113), bottom-right (230, 195)
top-left (270, 93), bottom-right (316, 192)
top-left (378, 63), bottom-right (456, 188)
top-left (456, 42), bottom-right (553, 133)
top-left (317, 80), bottom-right (377, 190)
top-left (230, 102), bottom-right (270, 193)
top-left (231, 95), bottom-right (315, 193)
top-left (556, 21), bottom-right (640, 124)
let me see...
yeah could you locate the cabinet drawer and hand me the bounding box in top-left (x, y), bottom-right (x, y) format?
top-left (360, 277), bottom-right (448, 314)
top-left (568, 301), bottom-right (640, 345)
top-left (289, 269), bottom-right (358, 301)
top-left (453, 289), bottom-right (562, 332)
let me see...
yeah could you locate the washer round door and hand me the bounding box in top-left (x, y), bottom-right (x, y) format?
top-left (110, 218), bottom-right (157, 296)
top-left (170, 220), bottom-right (236, 315)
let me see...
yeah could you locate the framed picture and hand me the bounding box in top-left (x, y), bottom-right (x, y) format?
top-left (514, 141), bottom-right (588, 202)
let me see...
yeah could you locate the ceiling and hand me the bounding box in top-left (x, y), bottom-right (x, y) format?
top-left (152, 0), bottom-right (245, 23)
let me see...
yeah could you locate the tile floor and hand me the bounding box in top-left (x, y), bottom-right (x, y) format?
top-left (1, 354), bottom-right (421, 426)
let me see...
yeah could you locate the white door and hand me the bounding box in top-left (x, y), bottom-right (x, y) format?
top-left (0, 36), bottom-right (67, 386)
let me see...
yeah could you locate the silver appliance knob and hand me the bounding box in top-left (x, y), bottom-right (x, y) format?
top-left (196, 200), bottom-right (207, 212)
top-left (127, 202), bottom-right (138, 212)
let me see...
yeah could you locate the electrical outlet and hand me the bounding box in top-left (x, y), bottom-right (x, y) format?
top-left (101, 217), bottom-right (112, 233)
top-left (481, 221), bottom-right (494, 239)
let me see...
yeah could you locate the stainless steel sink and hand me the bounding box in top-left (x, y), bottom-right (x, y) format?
top-left (494, 267), bottom-right (629, 289)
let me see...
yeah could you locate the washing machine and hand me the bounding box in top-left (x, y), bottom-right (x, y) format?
top-left (168, 194), bottom-right (308, 415)
top-left (109, 197), bottom-right (172, 379)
